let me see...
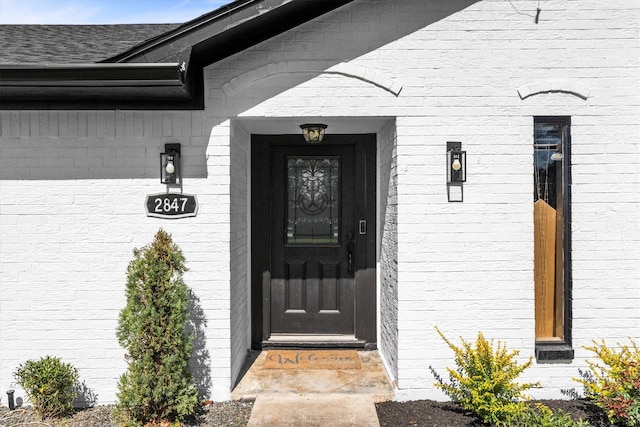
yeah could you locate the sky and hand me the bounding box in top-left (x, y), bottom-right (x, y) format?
top-left (0, 0), bottom-right (234, 24)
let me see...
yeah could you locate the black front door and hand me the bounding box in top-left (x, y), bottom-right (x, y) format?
top-left (252, 134), bottom-right (376, 347)
top-left (270, 143), bottom-right (356, 334)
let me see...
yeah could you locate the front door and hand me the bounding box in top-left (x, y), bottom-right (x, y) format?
top-left (251, 134), bottom-right (376, 347)
top-left (271, 143), bottom-right (355, 335)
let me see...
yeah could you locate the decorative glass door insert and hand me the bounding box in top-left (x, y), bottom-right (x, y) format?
top-left (286, 157), bottom-right (340, 244)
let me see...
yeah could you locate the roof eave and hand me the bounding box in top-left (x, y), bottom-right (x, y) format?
top-left (0, 0), bottom-right (355, 110)
top-left (102, 0), bottom-right (355, 76)
top-left (0, 63), bottom-right (184, 86)
top-left (0, 63), bottom-right (195, 110)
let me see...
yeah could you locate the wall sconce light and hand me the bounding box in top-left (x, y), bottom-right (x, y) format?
top-left (447, 141), bottom-right (466, 202)
top-left (160, 143), bottom-right (181, 184)
top-left (300, 123), bottom-right (327, 143)
top-left (447, 141), bottom-right (466, 183)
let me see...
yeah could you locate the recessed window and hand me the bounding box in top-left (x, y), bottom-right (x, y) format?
top-left (534, 116), bottom-right (574, 360)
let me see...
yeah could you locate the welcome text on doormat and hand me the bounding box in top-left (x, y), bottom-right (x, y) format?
top-left (264, 350), bottom-right (361, 369)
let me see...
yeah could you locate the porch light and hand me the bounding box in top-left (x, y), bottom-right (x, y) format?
top-left (446, 142), bottom-right (466, 183)
top-left (447, 141), bottom-right (466, 202)
top-left (160, 143), bottom-right (181, 184)
top-left (300, 124), bottom-right (327, 143)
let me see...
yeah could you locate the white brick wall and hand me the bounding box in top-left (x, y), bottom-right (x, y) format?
top-left (229, 121), bottom-right (251, 387)
top-left (0, 111), bottom-right (235, 403)
top-left (1, 0), bottom-right (639, 405)
top-left (378, 120), bottom-right (399, 385)
top-left (207, 0), bottom-right (639, 401)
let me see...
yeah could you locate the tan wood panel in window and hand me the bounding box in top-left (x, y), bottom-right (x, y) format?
top-left (534, 199), bottom-right (557, 340)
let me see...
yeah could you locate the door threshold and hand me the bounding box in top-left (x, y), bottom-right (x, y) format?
top-left (263, 334), bottom-right (366, 349)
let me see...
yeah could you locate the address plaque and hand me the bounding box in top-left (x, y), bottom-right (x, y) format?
top-left (145, 193), bottom-right (198, 219)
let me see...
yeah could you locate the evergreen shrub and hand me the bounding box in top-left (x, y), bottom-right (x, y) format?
top-left (114, 229), bottom-right (199, 427)
top-left (13, 355), bottom-right (79, 419)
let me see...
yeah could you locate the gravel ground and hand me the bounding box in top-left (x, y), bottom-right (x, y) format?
top-left (2, 399), bottom-right (610, 426)
top-left (0, 401), bottom-right (254, 427)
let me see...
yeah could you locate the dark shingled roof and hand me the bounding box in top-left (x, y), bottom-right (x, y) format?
top-left (0, 24), bottom-right (180, 64)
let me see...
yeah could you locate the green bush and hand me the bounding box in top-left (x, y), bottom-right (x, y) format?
top-left (114, 229), bottom-right (199, 427)
top-left (575, 338), bottom-right (640, 426)
top-left (507, 403), bottom-right (590, 427)
top-left (430, 327), bottom-right (539, 425)
top-left (431, 327), bottom-right (590, 426)
top-left (13, 355), bottom-right (79, 419)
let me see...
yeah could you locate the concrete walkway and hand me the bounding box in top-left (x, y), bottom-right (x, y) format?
top-left (232, 350), bottom-right (394, 426)
top-left (247, 394), bottom-right (380, 426)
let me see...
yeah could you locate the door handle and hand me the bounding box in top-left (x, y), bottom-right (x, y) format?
top-left (346, 232), bottom-right (355, 276)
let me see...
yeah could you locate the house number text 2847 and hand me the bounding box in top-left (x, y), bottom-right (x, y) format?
top-left (145, 193), bottom-right (198, 219)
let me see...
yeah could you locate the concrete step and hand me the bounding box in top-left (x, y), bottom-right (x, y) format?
top-left (247, 394), bottom-right (380, 427)
top-left (232, 350), bottom-right (394, 402)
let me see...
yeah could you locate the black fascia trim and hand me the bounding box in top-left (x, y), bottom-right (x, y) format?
top-left (0, 63), bottom-right (184, 86)
top-left (104, 0), bottom-right (353, 110)
top-left (183, 0), bottom-right (354, 109)
top-left (0, 63), bottom-right (196, 110)
top-left (104, 0), bottom-right (354, 65)
top-left (188, 0), bottom-right (355, 69)
top-left (103, 0), bottom-right (264, 64)
top-left (0, 0), bottom-right (354, 110)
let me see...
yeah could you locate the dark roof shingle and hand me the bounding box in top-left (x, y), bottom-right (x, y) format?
top-left (0, 24), bottom-right (179, 64)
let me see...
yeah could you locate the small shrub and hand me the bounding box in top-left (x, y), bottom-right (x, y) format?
top-left (575, 338), bottom-right (640, 426)
top-left (13, 356), bottom-right (79, 419)
top-left (114, 229), bottom-right (199, 427)
top-left (507, 403), bottom-right (590, 427)
top-left (430, 327), bottom-right (539, 425)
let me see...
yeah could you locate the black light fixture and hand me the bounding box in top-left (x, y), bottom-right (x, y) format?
top-left (446, 141), bottom-right (466, 183)
top-left (160, 143), bottom-right (181, 184)
top-left (300, 123), bottom-right (327, 143)
top-left (447, 141), bottom-right (466, 202)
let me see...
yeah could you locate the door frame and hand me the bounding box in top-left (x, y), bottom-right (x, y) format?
top-left (251, 134), bottom-right (377, 349)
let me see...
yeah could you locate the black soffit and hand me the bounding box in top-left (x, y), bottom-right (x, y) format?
top-left (0, 0), bottom-right (354, 110)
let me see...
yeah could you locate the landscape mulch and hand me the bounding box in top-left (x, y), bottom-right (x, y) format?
top-left (1, 399), bottom-right (611, 426)
top-left (0, 401), bottom-right (254, 427)
top-left (376, 399), bottom-right (612, 427)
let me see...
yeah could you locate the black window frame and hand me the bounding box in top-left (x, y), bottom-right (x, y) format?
top-left (533, 116), bottom-right (574, 362)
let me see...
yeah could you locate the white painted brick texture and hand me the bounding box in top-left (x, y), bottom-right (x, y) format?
top-left (378, 121), bottom-right (399, 384)
top-left (203, 0), bottom-right (639, 401)
top-left (229, 121), bottom-right (251, 386)
top-left (0, 111), bottom-right (235, 403)
top-left (1, 0), bottom-right (639, 404)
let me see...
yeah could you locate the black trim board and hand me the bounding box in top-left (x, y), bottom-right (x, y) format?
top-left (0, 0), bottom-right (354, 110)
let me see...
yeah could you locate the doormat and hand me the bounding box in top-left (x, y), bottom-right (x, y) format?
top-left (264, 350), bottom-right (361, 370)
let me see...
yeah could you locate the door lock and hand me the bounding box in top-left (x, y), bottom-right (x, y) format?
top-left (359, 220), bottom-right (367, 235)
